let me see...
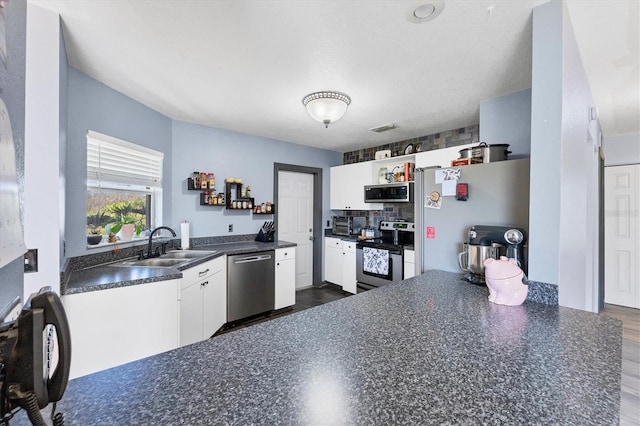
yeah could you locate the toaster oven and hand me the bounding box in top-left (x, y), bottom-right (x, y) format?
top-left (332, 216), bottom-right (367, 236)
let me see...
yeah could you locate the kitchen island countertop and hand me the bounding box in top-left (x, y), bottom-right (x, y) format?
top-left (23, 270), bottom-right (621, 425)
top-left (63, 240), bottom-right (296, 295)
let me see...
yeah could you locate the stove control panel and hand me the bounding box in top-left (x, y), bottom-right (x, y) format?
top-left (379, 221), bottom-right (415, 232)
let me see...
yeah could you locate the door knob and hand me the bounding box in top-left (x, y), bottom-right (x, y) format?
top-left (308, 236), bottom-right (314, 241)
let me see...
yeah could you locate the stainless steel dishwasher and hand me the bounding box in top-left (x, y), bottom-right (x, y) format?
top-left (227, 251), bottom-right (275, 322)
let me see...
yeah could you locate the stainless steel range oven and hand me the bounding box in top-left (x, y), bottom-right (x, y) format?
top-left (356, 220), bottom-right (414, 290)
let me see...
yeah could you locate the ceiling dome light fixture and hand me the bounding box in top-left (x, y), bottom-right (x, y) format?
top-left (302, 91), bottom-right (351, 128)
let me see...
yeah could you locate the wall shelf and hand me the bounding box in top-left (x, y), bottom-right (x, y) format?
top-left (225, 182), bottom-right (254, 210)
top-left (186, 176), bottom-right (266, 212)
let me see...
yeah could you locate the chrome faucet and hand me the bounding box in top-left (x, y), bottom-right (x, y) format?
top-left (145, 226), bottom-right (177, 259)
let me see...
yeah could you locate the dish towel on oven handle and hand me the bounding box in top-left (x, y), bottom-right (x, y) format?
top-left (363, 247), bottom-right (390, 276)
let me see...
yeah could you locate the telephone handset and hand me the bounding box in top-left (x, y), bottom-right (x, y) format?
top-left (1, 287), bottom-right (71, 424)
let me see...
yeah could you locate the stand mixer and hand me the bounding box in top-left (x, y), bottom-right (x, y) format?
top-left (458, 225), bottom-right (527, 284)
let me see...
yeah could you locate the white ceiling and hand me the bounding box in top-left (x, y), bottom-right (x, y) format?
top-left (29, 0), bottom-right (639, 152)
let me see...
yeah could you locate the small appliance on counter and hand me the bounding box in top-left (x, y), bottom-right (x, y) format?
top-left (458, 225), bottom-right (527, 285)
top-left (332, 216), bottom-right (367, 236)
top-left (255, 221), bottom-right (275, 242)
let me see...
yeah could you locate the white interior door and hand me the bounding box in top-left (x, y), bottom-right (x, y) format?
top-left (278, 171), bottom-right (314, 289)
top-left (604, 164), bottom-right (640, 308)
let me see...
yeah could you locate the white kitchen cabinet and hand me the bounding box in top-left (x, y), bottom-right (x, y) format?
top-left (404, 249), bottom-right (415, 279)
top-left (275, 248), bottom-right (296, 309)
top-left (330, 162), bottom-right (383, 210)
top-left (179, 255), bottom-right (227, 347)
top-left (341, 241), bottom-right (357, 294)
top-left (324, 237), bottom-right (344, 285)
top-left (62, 279), bottom-right (179, 379)
top-left (324, 237), bottom-right (357, 294)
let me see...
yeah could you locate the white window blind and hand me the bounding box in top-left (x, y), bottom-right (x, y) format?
top-left (87, 131), bottom-right (163, 188)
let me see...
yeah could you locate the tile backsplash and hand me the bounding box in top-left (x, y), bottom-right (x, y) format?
top-left (337, 124), bottom-right (479, 224)
top-left (343, 125), bottom-right (479, 165)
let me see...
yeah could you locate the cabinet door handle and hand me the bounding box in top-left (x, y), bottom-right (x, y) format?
top-left (199, 268), bottom-right (210, 277)
top-left (201, 281), bottom-right (208, 287)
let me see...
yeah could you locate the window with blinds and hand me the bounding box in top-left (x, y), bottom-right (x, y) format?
top-left (86, 131), bottom-right (164, 245)
top-left (87, 130), bottom-right (163, 188)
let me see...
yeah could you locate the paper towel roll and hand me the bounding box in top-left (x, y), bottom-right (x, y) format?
top-left (180, 221), bottom-right (190, 249)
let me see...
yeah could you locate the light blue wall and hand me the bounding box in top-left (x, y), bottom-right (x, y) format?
top-left (65, 67), bottom-right (341, 256)
top-left (479, 89), bottom-right (531, 159)
top-left (171, 120), bottom-right (342, 238)
top-left (59, 25), bottom-right (68, 268)
top-left (603, 132), bottom-right (640, 166)
top-left (529, 0), bottom-right (563, 286)
top-left (0, 0), bottom-right (26, 310)
top-left (65, 67), bottom-right (173, 257)
top-left (530, 0), bottom-right (603, 311)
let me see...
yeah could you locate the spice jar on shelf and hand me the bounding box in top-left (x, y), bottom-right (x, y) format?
top-left (203, 191), bottom-right (210, 205)
top-left (208, 173), bottom-right (215, 190)
top-left (200, 172), bottom-right (208, 189)
top-left (266, 201), bottom-right (272, 213)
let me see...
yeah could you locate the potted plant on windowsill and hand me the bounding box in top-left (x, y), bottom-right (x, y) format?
top-left (107, 215), bottom-right (142, 242)
top-left (87, 225), bottom-right (103, 245)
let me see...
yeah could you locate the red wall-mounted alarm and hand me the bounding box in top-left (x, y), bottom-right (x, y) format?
top-left (456, 183), bottom-right (468, 201)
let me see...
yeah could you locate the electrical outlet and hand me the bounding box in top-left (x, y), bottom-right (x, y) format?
top-left (228, 224), bottom-right (233, 232)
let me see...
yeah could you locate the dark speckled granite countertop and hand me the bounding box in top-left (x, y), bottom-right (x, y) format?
top-left (63, 240), bottom-right (296, 295)
top-left (21, 270), bottom-right (621, 425)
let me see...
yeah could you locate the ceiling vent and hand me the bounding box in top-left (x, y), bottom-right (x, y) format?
top-left (369, 123), bottom-right (397, 133)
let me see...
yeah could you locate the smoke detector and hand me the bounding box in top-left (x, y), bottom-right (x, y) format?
top-left (408, 1), bottom-right (445, 23)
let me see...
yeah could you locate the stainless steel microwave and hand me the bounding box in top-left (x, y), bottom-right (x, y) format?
top-left (364, 182), bottom-right (413, 203)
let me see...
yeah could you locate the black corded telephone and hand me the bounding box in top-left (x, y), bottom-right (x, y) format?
top-left (0, 287), bottom-right (71, 425)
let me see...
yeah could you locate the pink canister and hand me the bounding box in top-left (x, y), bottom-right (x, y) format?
top-left (483, 256), bottom-right (528, 306)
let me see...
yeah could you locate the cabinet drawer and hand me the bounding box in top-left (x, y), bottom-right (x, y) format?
top-left (276, 247), bottom-right (296, 261)
top-left (325, 237), bottom-right (343, 249)
top-left (404, 249), bottom-right (415, 263)
top-left (180, 256), bottom-right (225, 289)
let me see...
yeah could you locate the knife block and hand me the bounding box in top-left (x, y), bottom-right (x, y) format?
top-left (255, 229), bottom-right (275, 243)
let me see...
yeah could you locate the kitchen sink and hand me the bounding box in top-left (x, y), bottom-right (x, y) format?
top-left (114, 250), bottom-right (217, 268)
top-left (162, 250), bottom-right (216, 259)
top-left (117, 258), bottom-right (187, 268)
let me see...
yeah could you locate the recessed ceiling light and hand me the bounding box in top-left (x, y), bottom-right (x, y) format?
top-left (414, 4), bottom-right (435, 19)
top-left (408, 1), bottom-right (444, 23)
